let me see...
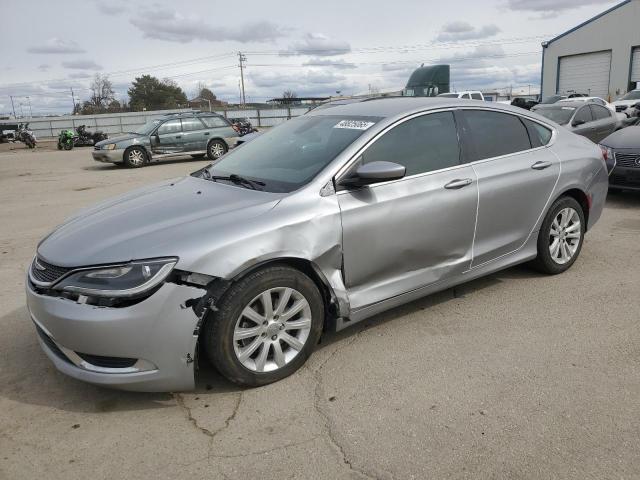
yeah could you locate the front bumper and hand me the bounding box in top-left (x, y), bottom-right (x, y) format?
top-left (92, 148), bottom-right (124, 164)
top-left (26, 280), bottom-right (204, 392)
top-left (610, 166), bottom-right (640, 191)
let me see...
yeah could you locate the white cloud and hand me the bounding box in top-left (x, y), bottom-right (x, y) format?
top-left (27, 38), bottom-right (86, 54)
top-left (37, 64), bottom-right (50, 72)
top-left (436, 22), bottom-right (500, 42)
top-left (506, 0), bottom-right (614, 15)
top-left (280, 33), bottom-right (351, 57)
top-left (130, 8), bottom-right (286, 43)
top-left (61, 59), bottom-right (103, 70)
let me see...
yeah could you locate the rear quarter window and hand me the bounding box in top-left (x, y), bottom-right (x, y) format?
top-left (200, 116), bottom-right (230, 128)
top-left (522, 118), bottom-right (552, 147)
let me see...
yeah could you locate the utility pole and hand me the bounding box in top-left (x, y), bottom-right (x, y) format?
top-left (9, 95), bottom-right (16, 118)
top-left (70, 87), bottom-right (77, 113)
top-left (238, 52), bottom-right (247, 106)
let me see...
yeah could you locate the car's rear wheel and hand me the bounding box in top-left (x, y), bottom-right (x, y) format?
top-left (124, 146), bottom-right (146, 168)
top-left (203, 265), bottom-right (323, 387)
top-left (531, 196), bottom-right (585, 274)
top-left (207, 139), bottom-right (227, 160)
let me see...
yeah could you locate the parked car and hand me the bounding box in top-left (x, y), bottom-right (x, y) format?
top-left (26, 98), bottom-right (608, 391)
top-left (92, 112), bottom-right (238, 167)
top-left (611, 89), bottom-right (640, 114)
top-left (533, 101), bottom-right (617, 143)
top-left (538, 95), bottom-right (567, 105)
top-left (556, 96), bottom-right (615, 114)
top-left (599, 126), bottom-right (640, 191)
top-left (437, 91), bottom-right (484, 100)
top-left (511, 97), bottom-right (538, 110)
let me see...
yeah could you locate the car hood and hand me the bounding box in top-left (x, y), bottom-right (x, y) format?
top-left (611, 99), bottom-right (639, 108)
top-left (37, 176), bottom-right (283, 268)
top-left (95, 133), bottom-right (144, 146)
top-left (601, 126), bottom-right (640, 149)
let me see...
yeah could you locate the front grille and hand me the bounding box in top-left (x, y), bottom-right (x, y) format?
top-left (31, 257), bottom-right (72, 284)
top-left (75, 352), bottom-right (137, 369)
top-left (614, 152), bottom-right (640, 169)
top-left (34, 324), bottom-right (72, 364)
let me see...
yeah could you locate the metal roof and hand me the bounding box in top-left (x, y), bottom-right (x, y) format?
top-left (544, 0), bottom-right (631, 47)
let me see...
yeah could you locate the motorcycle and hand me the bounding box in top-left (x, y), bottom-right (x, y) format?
top-left (74, 124), bottom-right (108, 147)
top-left (229, 118), bottom-right (258, 136)
top-left (57, 129), bottom-right (76, 150)
top-left (15, 123), bottom-right (37, 149)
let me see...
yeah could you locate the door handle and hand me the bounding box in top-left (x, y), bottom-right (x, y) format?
top-left (204, 132), bottom-right (210, 136)
top-left (531, 160), bottom-right (552, 170)
top-left (175, 135), bottom-right (182, 139)
top-left (444, 178), bottom-right (473, 189)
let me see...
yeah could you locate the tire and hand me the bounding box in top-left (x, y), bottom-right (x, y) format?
top-left (57, 142), bottom-right (62, 150)
top-left (531, 196), bottom-right (585, 275)
top-left (206, 139), bottom-right (227, 160)
top-left (124, 146), bottom-right (147, 168)
top-left (190, 153), bottom-right (206, 159)
top-left (204, 265), bottom-right (324, 387)
top-left (63, 142), bottom-right (73, 151)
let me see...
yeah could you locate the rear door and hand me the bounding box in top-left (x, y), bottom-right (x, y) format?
top-left (180, 117), bottom-right (207, 152)
top-left (571, 106), bottom-right (596, 141)
top-left (459, 109), bottom-right (560, 268)
top-left (153, 119), bottom-right (183, 154)
top-left (589, 104), bottom-right (616, 142)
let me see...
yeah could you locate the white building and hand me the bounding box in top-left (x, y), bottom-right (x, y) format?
top-left (541, 0), bottom-right (640, 101)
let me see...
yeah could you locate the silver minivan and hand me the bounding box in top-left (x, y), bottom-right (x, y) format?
top-left (27, 98), bottom-right (608, 391)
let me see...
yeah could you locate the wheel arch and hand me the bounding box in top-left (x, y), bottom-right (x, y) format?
top-left (207, 137), bottom-right (229, 150)
top-left (123, 144), bottom-right (149, 163)
top-left (554, 187), bottom-right (590, 229)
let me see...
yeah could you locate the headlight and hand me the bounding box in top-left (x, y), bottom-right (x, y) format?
top-left (54, 258), bottom-right (177, 297)
top-left (103, 143), bottom-right (117, 150)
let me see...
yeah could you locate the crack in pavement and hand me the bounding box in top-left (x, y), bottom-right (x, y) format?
top-left (311, 332), bottom-right (391, 480)
top-left (209, 436), bottom-right (321, 459)
top-left (173, 391), bottom-right (242, 440)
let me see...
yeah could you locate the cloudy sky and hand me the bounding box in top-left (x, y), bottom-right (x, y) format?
top-left (0, 0), bottom-right (621, 115)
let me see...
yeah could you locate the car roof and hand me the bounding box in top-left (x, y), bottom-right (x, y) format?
top-left (307, 96), bottom-right (529, 119)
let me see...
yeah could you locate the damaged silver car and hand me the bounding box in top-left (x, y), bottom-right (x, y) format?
top-left (26, 98), bottom-right (608, 391)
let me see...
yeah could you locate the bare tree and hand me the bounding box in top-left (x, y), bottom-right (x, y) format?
top-left (282, 89), bottom-right (297, 99)
top-left (89, 73), bottom-right (115, 110)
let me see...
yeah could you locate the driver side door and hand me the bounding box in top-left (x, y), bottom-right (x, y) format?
top-left (336, 111), bottom-right (478, 312)
top-left (152, 119), bottom-right (184, 155)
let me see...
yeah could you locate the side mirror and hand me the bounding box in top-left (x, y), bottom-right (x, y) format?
top-left (339, 161), bottom-right (406, 188)
top-left (572, 119), bottom-right (586, 127)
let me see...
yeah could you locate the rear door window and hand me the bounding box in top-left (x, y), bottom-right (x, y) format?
top-left (181, 117), bottom-right (205, 131)
top-left (589, 104), bottom-right (611, 120)
top-left (573, 106), bottom-right (593, 124)
top-left (361, 111), bottom-right (460, 176)
top-left (471, 93), bottom-right (483, 100)
top-left (461, 110), bottom-right (532, 161)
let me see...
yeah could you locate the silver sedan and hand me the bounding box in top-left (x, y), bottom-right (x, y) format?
top-left (26, 98), bottom-right (608, 391)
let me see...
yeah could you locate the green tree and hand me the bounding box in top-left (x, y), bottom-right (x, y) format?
top-left (128, 75), bottom-right (188, 111)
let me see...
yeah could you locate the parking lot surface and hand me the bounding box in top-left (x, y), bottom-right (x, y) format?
top-left (1, 146), bottom-right (639, 479)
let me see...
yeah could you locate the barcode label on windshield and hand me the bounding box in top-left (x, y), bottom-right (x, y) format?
top-left (334, 120), bottom-right (375, 130)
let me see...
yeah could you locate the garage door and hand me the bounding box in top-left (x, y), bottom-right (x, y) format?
top-left (631, 47), bottom-right (640, 83)
top-left (558, 51), bottom-right (611, 98)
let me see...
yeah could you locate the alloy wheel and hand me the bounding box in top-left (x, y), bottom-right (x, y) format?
top-left (210, 142), bottom-right (225, 158)
top-left (233, 287), bottom-right (312, 373)
top-left (549, 207), bottom-right (581, 265)
top-left (128, 149), bottom-right (145, 166)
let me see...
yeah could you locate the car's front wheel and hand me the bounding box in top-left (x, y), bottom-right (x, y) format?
top-left (124, 146), bottom-right (146, 168)
top-left (532, 196), bottom-right (585, 274)
top-left (204, 265), bottom-right (324, 387)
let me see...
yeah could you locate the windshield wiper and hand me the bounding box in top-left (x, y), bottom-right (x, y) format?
top-left (201, 170), bottom-right (265, 190)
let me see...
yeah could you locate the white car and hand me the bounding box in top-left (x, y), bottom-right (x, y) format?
top-left (610, 90), bottom-right (640, 115)
top-left (556, 96), bottom-right (615, 114)
top-left (437, 91), bottom-right (484, 101)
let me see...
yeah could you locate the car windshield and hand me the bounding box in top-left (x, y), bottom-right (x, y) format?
top-left (535, 106), bottom-right (576, 125)
top-left (134, 119), bottom-right (162, 135)
top-left (620, 91), bottom-right (640, 100)
top-left (204, 115), bottom-right (381, 193)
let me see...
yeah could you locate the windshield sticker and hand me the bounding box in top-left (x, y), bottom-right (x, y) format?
top-left (561, 107), bottom-right (575, 110)
top-left (334, 120), bottom-right (375, 130)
